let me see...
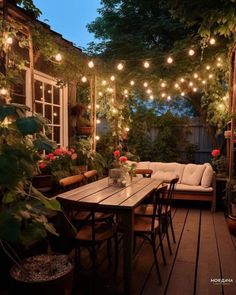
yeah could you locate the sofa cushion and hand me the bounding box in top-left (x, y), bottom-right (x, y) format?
top-left (181, 164), bottom-right (206, 186)
top-left (152, 171), bottom-right (178, 182)
top-left (136, 161), bottom-right (150, 169)
top-left (149, 162), bottom-right (185, 183)
top-left (175, 183), bottom-right (213, 192)
top-left (201, 163), bottom-right (214, 188)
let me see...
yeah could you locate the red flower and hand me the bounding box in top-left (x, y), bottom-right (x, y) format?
top-left (114, 150), bottom-right (120, 157)
top-left (38, 162), bottom-right (47, 170)
top-left (71, 153), bottom-right (78, 160)
top-left (211, 149), bottom-right (220, 157)
top-left (47, 153), bottom-right (55, 160)
top-left (54, 148), bottom-right (63, 156)
top-left (119, 156), bottom-right (127, 163)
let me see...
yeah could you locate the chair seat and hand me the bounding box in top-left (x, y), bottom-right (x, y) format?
top-left (75, 222), bottom-right (117, 242)
top-left (134, 216), bottom-right (159, 232)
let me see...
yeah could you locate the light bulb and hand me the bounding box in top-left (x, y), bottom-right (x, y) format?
top-left (107, 87), bottom-right (113, 93)
top-left (217, 57), bottom-right (222, 62)
top-left (217, 62), bottom-right (222, 67)
top-left (96, 119), bottom-right (101, 124)
top-left (149, 95), bottom-right (154, 100)
top-left (161, 82), bottom-right (166, 88)
top-left (112, 108), bottom-right (118, 114)
top-left (55, 53), bottom-right (62, 62)
top-left (117, 63), bottom-right (124, 70)
top-left (101, 80), bottom-right (107, 86)
top-left (95, 135), bottom-right (100, 141)
top-left (98, 91), bottom-right (103, 96)
top-left (0, 88), bottom-right (7, 95)
top-left (218, 103), bottom-right (224, 110)
top-left (208, 74), bottom-right (213, 79)
top-left (167, 57), bottom-right (173, 64)
top-left (174, 83), bottom-right (179, 89)
top-left (143, 61), bottom-right (150, 68)
top-left (88, 105), bottom-right (91, 109)
top-left (181, 92), bottom-right (185, 96)
top-left (124, 89), bottom-right (128, 95)
top-left (209, 38), bottom-right (216, 45)
top-left (6, 36), bottom-right (13, 45)
top-left (189, 81), bottom-right (193, 87)
top-left (146, 89), bottom-right (152, 94)
top-left (143, 82), bottom-right (148, 88)
top-left (81, 76), bottom-right (87, 83)
top-left (88, 60), bottom-right (94, 68)
top-left (130, 80), bottom-right (135, 86)
top-left (193, 87), bottom-right (197, 92)
top-left (110, 75), bottom-right (115, 81)
top-left (180, 78), bottom-right (185, 83)
top-left (188, 49), bottom-right (195, 56)
top-left (167, 96), bottom-right (171, 101)
top-left (125, 127), bottom-right (130, 132)
top-left (161, 93), bottom-right (166, 98)
top-left (202, 80), bottom-right (206, 85)
top-left (206, 65), bottom-right (211, 70)
top-left (193, 73), bottom-right (198, 79)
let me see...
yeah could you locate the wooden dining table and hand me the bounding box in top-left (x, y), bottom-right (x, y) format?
top-left (56, 176), bottom-right (163, 294)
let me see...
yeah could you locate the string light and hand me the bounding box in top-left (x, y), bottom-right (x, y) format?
top-left (96, 119), bottom-right (101, 124)
top-left (88, 105), bottom-right (91, 109)
top-left (193, 87), bottom-right (197, 92)
top-left (189, 81), bottom-right (193, 87)
top-left (161, 93), bottom-right (166, 98)
top-left (55, 53), bottom-right (62, 62)
top-left (0, 88), bottom-right (8, 95)
top-left (223, 95), bottom-right (228, 101)
top-left (117, 63), bottom-right (124, 70)
top-left (112, 108), bottom-right (118, 114)
top-left (53, 112), bottom-right (58, 117)
top-left (217, 57), bottom-right (222, 62)
top-left (110, 75), bottom-right (115, 81)
top-left (95, 135), bottom-right (100, 141)
top-left (202, 80), bottom-right (206, 84)
top-left (6, 36), bottom-right (13, 45)
top-left (217, 62), bottom-right (222, 67)
top-left (206, 65), bottom-right (211, 70)
top-left (101, 80), bottom-right (107, 86)
top-left (125, 127), bottom-right (130, 132)
top-left (124, 89), bottom-right (128, 95)
top-left (188, 49), bottom-right (195, 56)
top-left (130, 80), bottom-right (135, 86)
top-left (180, 78), bottom-right (185, 83)
top-left (161, 82), bottom-right (166, 88)
top-left (167, 95), bottom-right (171, 101)
top-left (209, 38), bottom-right (216, 45)
top-left (181, 92), bottom-right (185, 96)
top-left (167, 57), bottom-right (173, 64)
top-left (149, 95), bottom-right (154, 100)
top-left (208, 74), bottom-right (213, 79)
top-left (146, 89), bottom-right (152, 94)
top-left (174, 83), bottom-right (179, 89)
top-left (218, 103), bottom-right (224, 110)
top-left (143, 82), bottom-right (148, 88)
top-left (98, 91), bottom-right (103, 96)
top-left (107, 87), bottom-right (113, 93)
top-left (193, 73), bottom-right (198, 79)
top-left (143, 61), bottom-right (150, 68)
top-left (96, 104), bottom-right (100, 109)
top-left (81, 76), bottom-right (87, 83)
top-left (88, 60), bottom-right (94, 68)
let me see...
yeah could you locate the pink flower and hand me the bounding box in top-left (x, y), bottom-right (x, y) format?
top-left (47, 153), bottom-right (55, 160)
top-left (70, 148), bottom-right (75, 153)
top-left (39, 162), bottom-right (47, 170)
top-left (71, 153), bottom-right (78, 160)
top-left (119, 156), bottom-right (127, 163)
top-left (54, 148), bottom-right (63, 156)
top-left (211, 149), bottom-right (220, 157)
top-left (114, 150), bottom-right (120, 157)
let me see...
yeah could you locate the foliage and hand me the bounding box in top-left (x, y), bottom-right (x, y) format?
top-left (112, 149), bottom-right (137, 176)
top-left (15, 0), bottom-right (42, 18)
top-left (0, 103), bottom-right (61, 248)
top-left (96, 131), bottom-right (115, 169)
top-left (210, 148), bottom-right (226, 174)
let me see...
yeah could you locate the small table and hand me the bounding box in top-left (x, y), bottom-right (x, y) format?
top-left (56, 176), bottom-right (163, 294)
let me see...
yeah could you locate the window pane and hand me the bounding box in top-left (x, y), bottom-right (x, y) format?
top-left (44, 84), bottom-right (52, 103)
top-left (35, 80), bottom-right (43, 101)
top-left (53, 86), bottom-right (60, 105)
top-left (53, 106), bottom-right (60, 125)
top-left (12, 71), bottom-right (26, 104)
top-left (45, 104), bottom-right (52, 122)
top-left (53, 127), bottom-right (60, 143)
top-left (35, 102), bottom-right (43, 115)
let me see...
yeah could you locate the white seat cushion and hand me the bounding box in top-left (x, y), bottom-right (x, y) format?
top-left (201, 163), bottom-right (214, 188)
top-left (136, 161), bottom-right (150, 169)
top-left (175, 183), bottom-right (213, 192)
top-left (181, 164), bottom-right (206, 186)
top-left (149, 162), bottom-right (185, 183)
top-left (152, 171), bottom-right (178, 182)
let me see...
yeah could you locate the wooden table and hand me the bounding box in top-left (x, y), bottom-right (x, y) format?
top-left (56, 176), bottom-right (163, 294)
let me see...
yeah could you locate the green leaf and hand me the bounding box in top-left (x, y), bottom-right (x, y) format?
top-left (2, 190), bottom-right (17, 204)
top-left (15, 116), bottom-right (41, 135)
top-left (0, 210), bottom-right (21, 243)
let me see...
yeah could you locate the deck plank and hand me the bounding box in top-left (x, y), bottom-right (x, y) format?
top-left (213, 212), bottom-right (236, 295)
top-left (196, 210), bottom-right (222, 295)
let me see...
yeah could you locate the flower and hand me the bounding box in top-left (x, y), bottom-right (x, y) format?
top-left (211, 149), bottom-right (220, 157)
top-left (210, 148), bottom-right (226, 175)
top-left (119, 156), bottom-right (128, 163)
top-left (112, 150), bottom-right (136, 176)
top-left (113, 150), bottom-right (120, 157)
top-left (37, 147), bottom-right (78, 180)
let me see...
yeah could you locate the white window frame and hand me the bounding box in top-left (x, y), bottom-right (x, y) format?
top-left (25, 69), bottom-right (68, 147)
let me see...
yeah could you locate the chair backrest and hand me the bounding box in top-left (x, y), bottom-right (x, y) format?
top-left (83, 170), bottom-right (98, 183)
top-left (163, 177), bottom-right (179, 214)
top-left (135, 169), bottom-right (153, 178)
top-left (59, 174), bottom-right (85, 190)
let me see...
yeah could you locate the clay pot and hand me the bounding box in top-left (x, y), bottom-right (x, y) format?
top-left (32, 175), bottom-right (54, 193)
top-left (227, 215), bottom-right (236, 236)
top-left (79, 126), bottom-right (93, 135)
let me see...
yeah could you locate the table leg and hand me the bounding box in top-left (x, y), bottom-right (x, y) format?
top-left (121, 210), bottom-right (134, 295)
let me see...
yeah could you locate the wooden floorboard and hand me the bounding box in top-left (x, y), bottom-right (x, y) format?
top-left (165, 209), bottom-right (200, 295)
top-left (213, 212), bottom-right (236, 295)
top-left (195, 210), bottom-right (222, 295)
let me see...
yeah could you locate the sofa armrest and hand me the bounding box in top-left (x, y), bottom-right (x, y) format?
top-left (211, 171), bottom-right (216, 212)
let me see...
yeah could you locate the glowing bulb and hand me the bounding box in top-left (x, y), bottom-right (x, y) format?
top-left (218, 103), bottom-right (224, 110)
top-left (193, 73), bottom-right (198, 79)
top-left (95, 135), bottom-right (100, 141)
top-left (101, 80), bottom-right (107, 86)
top-left (143, 61), bottom-right (150, 68)
top-left (161, 93), bottom-right (166, 98)
top-left (174, 83), bottom-right (179, 89)
top-left (209, 38), bottom-right (216, 45)
top-left (98, 91), bottom-right (103, 96)
top-left (55, 53), bottom-right (62, 62)
top-left (96, 104), bottom-right (100, 109)
top-left (96, 119), bottom-right (101, 124)
top-left (88, 60), bottom-right (94, 68)
top-left (208, 74), bottom-right (213, 79)
top-left (206, 65), bottom-right (211, 70)
top-left (0, 88), bottom-right (7, 95)
top-left (112, 108), bottom-right (118, 114)
top-left (189, 81), bottom-right (193, 87)
top-left (81, 76), bottom-right (87, 83)
top-left (188, 49), bottom-right (195, 56)
top-left (125, 127), bottom-right (130, 132)
top-left (180, 78), bottom-right (185, 83)
top-left (146, 89), bottom-right (152, 94)
top-left (167, 96), bottom-right (171, 101)
top-left (107, 87), bottom-right (113, 93)
top-left (110, 75), bottom-right (115, 81)
top-left (124, 89), bottom-right (128, 95)
top-left (6, 36), bottom-right (13, 45)
top-left (53, 112), bottom-right (58, 117)
top-left (202, 80), bottom-right (206, 85)
top-left (130, 80), bottom-right (135, 86)
top-left (143, 82), bottom-right (148, 88)
top-left (193, 87), bottom-right (197, 92)
top-left (217, 62), bottom-right (222, 67)
top-left (223, 95), bottom-right (228, 101)
top-left (167, 57), bottom-right (173, 64)
top-left (88, 105), bottom-right (91, 109)
top-left (149, 95), bottom-right (154, 100)
top-left (117, 63), bottom-right (124, 70)
top-left (181, 92), bottom-right (185, 96)
top-left (217, 57), bottom-right (222, 62)
top-left (161, 82), bottom-right (166, 88)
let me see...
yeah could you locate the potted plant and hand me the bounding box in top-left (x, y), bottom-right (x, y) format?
top-left (0, 103), bottom-right (73, 294)
top-left (225, 179), bottom-right (236, 236)
top-left (71, 102), bottom-right (93, 136)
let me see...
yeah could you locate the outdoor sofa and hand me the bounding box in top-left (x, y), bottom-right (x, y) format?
top-left (133, 161), bottom-right (216, 211)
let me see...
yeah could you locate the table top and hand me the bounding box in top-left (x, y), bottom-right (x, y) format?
top-left (56, 177), bottom-right (163, 210)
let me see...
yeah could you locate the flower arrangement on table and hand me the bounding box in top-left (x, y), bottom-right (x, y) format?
top-left (109, 150), bottom-right (137, 186)
top-left (211, 148), bottom-right (226, 175)
top-left (37, 147), bottom-right (78, 181)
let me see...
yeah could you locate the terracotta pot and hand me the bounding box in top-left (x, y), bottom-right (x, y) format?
top-left (78, 126), bottom-right (93, 135)
top-left (32, 175), bottom-right (54, 193)
top-left (227, 215), bottom-right (236, 236)
top-left (10, 254), bottom-right (73, 295)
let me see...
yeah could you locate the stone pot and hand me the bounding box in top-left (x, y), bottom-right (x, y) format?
top-left (10, 254), bottom-right (73, 295)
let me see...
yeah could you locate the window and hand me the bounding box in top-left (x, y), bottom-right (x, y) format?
top-left (11, 70), bottom-right (26, 104)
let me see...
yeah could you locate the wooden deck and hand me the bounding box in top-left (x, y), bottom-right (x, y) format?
top-left (74, 206), bottom-right (236, 295)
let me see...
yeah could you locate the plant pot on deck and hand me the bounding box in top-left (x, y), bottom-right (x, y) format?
top-left (10, 254), bottom-right (73, 295)
top-left (32, 175), bottom-right (54, 193)
top-left (78, 126), bottom-right (93, 135)
top-left (226, 215), bottom-right (236, 236)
